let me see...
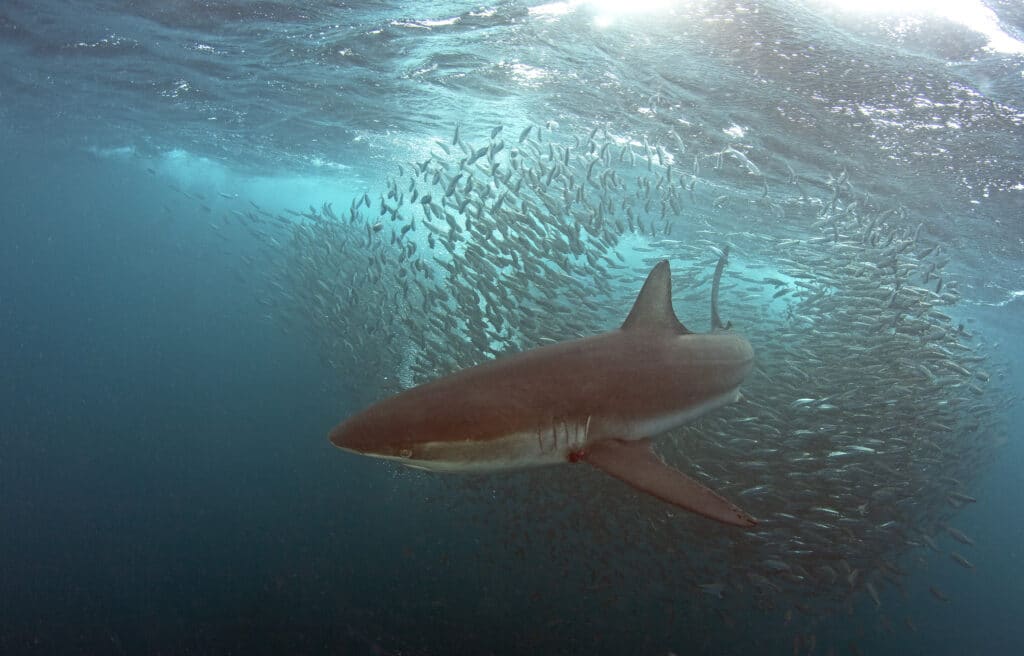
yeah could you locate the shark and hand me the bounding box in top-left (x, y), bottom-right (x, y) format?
top-left (329, 255), bottom-right (757, 527)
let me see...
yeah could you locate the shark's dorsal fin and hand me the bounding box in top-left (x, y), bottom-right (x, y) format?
top-left (622, 260), bottom-right (691, 334)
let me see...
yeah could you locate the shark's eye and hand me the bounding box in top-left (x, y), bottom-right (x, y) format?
top-left (399, 449), bottom-right (412, 459)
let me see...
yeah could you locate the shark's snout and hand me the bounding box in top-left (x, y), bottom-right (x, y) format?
top-left (329, 416), bottom-right (396, 457)
top-left (328, 422), bottom-right (354, 450)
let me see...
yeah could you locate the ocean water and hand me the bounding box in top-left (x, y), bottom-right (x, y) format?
top-left (1, 1), bottom-right (1022, 655)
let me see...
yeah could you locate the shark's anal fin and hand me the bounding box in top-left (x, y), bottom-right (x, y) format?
top-left (583, 438), bottom-right (757, 528)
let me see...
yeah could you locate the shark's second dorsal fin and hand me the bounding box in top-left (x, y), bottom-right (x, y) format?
top-left (622, 260), bottom-right (691, 334)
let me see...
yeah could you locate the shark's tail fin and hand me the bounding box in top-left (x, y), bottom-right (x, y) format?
top-left (710, 245), bottom-right (732, 332)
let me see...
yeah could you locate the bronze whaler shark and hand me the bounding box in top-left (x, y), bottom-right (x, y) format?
top-left (329, 257), bottom-right (757, 527)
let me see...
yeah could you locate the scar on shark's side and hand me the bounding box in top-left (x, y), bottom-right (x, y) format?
top-left (330, 253), bottom-right (758, 527)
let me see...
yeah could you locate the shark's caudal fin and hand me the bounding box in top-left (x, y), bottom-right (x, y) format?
top-left (710, 245), bottom-right (732, 332)
top-left (621, 260), bottom-right (691, 334)
top-left (584, 438), bottom-right (757, 528)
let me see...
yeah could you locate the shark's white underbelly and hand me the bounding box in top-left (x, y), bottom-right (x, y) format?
top-left (380, 386), bottom-right (743, 473)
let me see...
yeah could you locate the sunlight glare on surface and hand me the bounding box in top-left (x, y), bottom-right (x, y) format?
top-left (529, 0), bottom-right (689, 28)
top-left (589, 0), bottom-right (682, 28)
top-left (812, 0), bottom-right (1024, 54)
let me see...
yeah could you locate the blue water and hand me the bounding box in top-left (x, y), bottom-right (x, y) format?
top-left (2, 1), bottom-right (1023, 654)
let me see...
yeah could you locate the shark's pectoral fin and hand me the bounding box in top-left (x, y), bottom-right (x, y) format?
top-left (583, 438), bottom-right (757, 528)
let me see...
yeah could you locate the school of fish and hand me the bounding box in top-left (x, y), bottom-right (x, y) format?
top-left (215, 120), bottom-right (1010, 639)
